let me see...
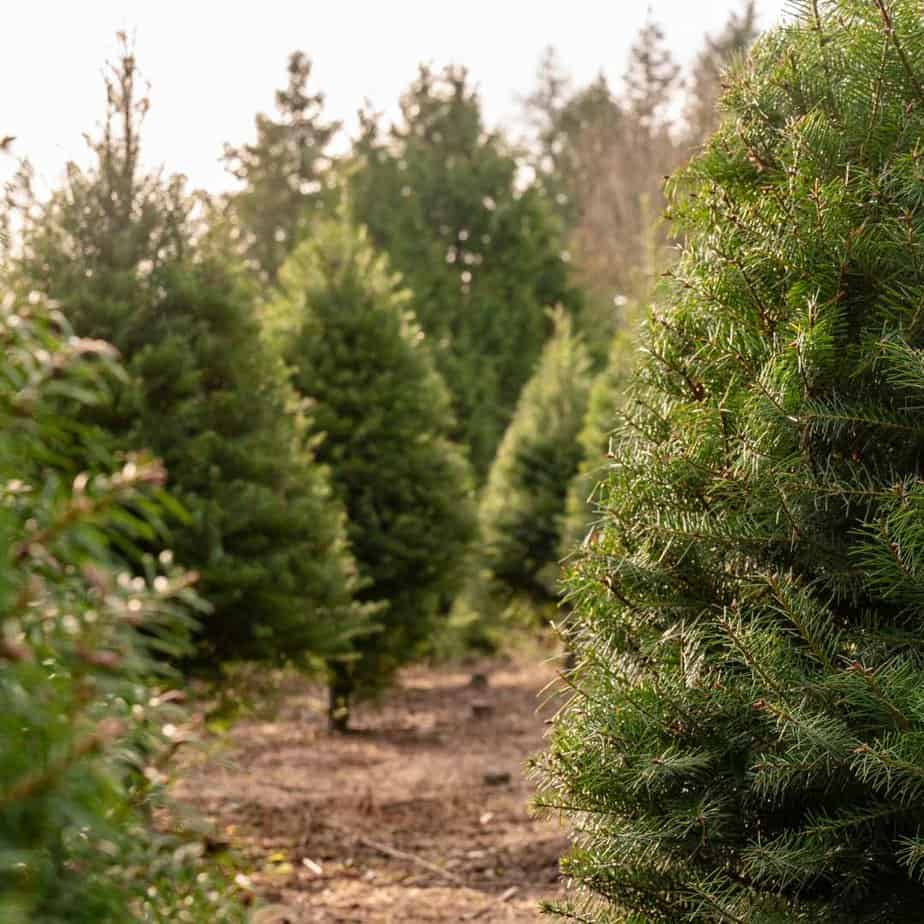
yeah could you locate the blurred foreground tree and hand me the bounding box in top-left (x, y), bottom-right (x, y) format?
top-left (536, 2), bottom-right (924, 919)
top-left (0, 290), bottom-right (246, 923)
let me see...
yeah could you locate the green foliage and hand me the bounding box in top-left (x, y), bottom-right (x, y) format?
top-left (0, 291), bottom-right (245, 923)
top-left (7, 47), bottom-right (368, 666)
top-left (223, 51), bottom-right (340, 282)
top-left (269, 219), bottom-right (477, 707)
top-left (479, 310), bottom-right (591, 609)
top-left (559, 326), bottom-right (635, 557)
top-left (536, 2), bottom-right (924, 919)
top-left (116, 261), bottom-right (369, 664)
top-left (349, 65), bottom-right (580, 476)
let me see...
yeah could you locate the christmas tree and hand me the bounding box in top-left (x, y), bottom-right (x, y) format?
top-left (269, 218), bottom-right (477, 728)
top-left (479, 310), bottom-right (591, 611)
top-left (349, 65), bottom-right (579, 477)
top-left (537, 2), bottom-right (924, 920)
top-left (0, 290), bottom-right (244, 923)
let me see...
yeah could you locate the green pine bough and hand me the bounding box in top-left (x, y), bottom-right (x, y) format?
top-left (535, 2), bottom-right (924, 921)
top-left (0, 291), bottom-right (246, 922)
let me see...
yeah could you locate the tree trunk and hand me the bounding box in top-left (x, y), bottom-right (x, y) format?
top-left (328, 662), bottom-right (352, 733)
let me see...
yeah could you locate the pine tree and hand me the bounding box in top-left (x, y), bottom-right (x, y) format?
top-left (223, 51), bottom-right (340, 281)
top-left (684, 0), bottom-right (760, 145)
top-left (268, 218), bottom-right (477, 727)
top-left (7, 43), bottom-right (367, 667)
top-left (349, 65), bottom-right (580, 477)
top-left (536, 2), bottom-right (924, 920)
top-left (522, 22), bottom-right (681, 359)
top-left (479, 310), bottom-right (591, 610)
top-left (559, 328), bottom-right (632, 557)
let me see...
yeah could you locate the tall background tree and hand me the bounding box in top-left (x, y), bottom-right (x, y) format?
top-left (349, 65), bottom-right (580, 477)
top-left (5, 43), bottom-right (369, 667)
top-left (683, 0), bottom-right (759, 145)
top-left (222, 50), bottom-right (340, 282)
top-left (537, 1), bottom-right (924, 919)
top-left (268, 218), bottom-right (477, 727)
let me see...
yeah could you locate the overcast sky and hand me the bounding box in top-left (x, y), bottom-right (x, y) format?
top-left (4, 1), bottom-right (788, 196)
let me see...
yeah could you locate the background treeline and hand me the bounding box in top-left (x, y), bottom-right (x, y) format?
top-left (1, 5), bottom-right (758, 919)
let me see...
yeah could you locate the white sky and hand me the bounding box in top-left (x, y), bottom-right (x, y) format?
top-left (4, 0), bottom-right (788, 196)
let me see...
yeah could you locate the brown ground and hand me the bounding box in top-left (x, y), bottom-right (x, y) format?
top-left (174, 655), bottom-right (571, 923)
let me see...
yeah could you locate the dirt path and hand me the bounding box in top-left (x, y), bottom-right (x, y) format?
top-left (174, 656), bottom-right (570, 922)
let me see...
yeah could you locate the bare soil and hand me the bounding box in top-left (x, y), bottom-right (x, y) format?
top-left (174, 655), bottom-right (570, 923)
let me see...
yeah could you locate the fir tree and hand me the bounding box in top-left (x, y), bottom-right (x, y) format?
top-left (268, 218), bottom-right (477, 728)
top-left (223, 51), bottom-right (340, 282)
top-left (479, 310), bottom-right (591, 609)
top-left (522, 22), bottom-right (681, 358)
top-left (350, 65), bottom-right (579, 477)
top-left (559, 328), bottom-right (632, 557)
top-left (684, 0), bottom-right (760, 145)
top-left (7, 44), bottom-right (367, 666)
top-left (536, 2), bottom-right (924, 920)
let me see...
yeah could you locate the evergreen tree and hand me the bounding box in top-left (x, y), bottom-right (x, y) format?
top-left (536, 2), bottom-right (924, 920)
top-left (623, 15), bottom-right (681, 135)
top-left (684, 0), bottom-right (760, 145)
top-left (7, 43), bottom-right (367, 666)
top-left (350, 65), bottom-right (579, 477)
top-left (479, 310), bottom-right (591, 609)
top-left (0, 290), bottom-right (245, 923)
top-left (559, 328), bottom-right (632, 557)
top-left (223, 51), bottom-right (340, 281)
top-left (522, 22), bottom-right (680, 359)
top-left (268, 218), bottom-right (477, 727)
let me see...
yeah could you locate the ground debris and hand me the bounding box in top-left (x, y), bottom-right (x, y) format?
top-left (173, 656), bottom-right (568, 922)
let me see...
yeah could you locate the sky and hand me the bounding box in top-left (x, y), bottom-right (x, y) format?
top-left (3, 0), bottom-right (789, 196)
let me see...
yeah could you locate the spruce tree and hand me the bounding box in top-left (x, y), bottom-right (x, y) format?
top-left (684, 0), bottom-right (760, 145)
top-left (7, 44), bottom-right (367, 667)
top-left (223, 50), bottom-right (340, 282)
top-left (479, 310), bottom-right (591, 610)
top-left (349, 65), bottom-right (579, 477)
top-left (536, 2), bottom-right (924, 920)
top-left (268, 218), bottom-right (477, 727)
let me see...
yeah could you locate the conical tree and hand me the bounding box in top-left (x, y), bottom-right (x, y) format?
top-left (268, 218), bottom-right (477, 727)
top-left (6, 43), bottom-right (367, 666)
top-left (536, 2), bottom-right (924, 920)
top-left (479, 310), bottom-right (591, 610)
top-left (223, 50), bottom-right (340, 282)
top-left (349, 65), bottom-right (580, 477)
top-left (559, 328), bottom-right (632, 557)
